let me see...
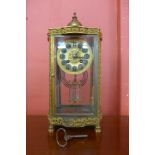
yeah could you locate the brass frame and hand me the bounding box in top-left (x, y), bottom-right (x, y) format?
top-left (48, 14), bottom-right (102, 133)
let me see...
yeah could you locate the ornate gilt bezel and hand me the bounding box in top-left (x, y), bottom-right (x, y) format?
top-left (57, 39), bottom-right (94, 75)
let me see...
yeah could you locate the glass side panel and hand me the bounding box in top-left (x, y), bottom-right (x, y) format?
top-left (53, 34), bottom-right (98, 115)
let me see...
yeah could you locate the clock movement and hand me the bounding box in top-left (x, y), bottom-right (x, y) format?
top-left (48, 13), bottom-right (102, 133)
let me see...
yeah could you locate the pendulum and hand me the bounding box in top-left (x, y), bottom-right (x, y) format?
top-left (69, 74), bottom-right (80, 102)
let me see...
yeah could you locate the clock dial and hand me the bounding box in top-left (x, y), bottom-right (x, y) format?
top-left (57, 39), bottom-right (93, 74)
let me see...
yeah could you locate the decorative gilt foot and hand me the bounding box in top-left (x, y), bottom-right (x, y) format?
top-left (48, 124), bottom-right (54, 133)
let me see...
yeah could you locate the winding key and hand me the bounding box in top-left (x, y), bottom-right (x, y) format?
top-left (56, 128), bottom-right (88, 148)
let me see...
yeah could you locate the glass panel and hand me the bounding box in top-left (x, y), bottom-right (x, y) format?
top-left (54, 34), bottom-right (98, 115)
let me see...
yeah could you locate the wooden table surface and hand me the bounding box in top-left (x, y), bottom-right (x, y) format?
top-left (26, 116), bottom-right (128, 155)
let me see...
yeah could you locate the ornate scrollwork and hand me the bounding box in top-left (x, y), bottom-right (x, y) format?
top-left (48, 116), bottom-right (100, 127)
top-left (48, 27), bottom-right (101, 35)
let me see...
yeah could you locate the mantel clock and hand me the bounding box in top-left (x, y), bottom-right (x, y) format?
top-left (48, 13), bottom-right (102, 133)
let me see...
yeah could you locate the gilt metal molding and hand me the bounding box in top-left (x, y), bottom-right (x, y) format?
top-left (48, 116), bottom-right (100, 127)
top-left (48, 27), bottom-right (101, 36)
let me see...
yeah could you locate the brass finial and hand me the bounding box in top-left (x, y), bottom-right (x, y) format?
top-left (67, 12), bottom-right (82, 27)
top-left (73, 12), bottom-right (76, 17)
